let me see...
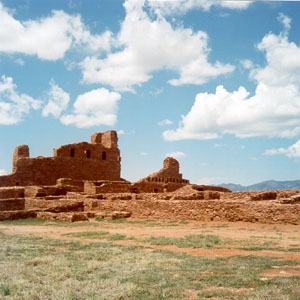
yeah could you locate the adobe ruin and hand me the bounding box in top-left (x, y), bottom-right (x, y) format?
top-left (1, 131), bottom-right (300, 225)
top-left (0, 131), bottom-right (121, 187)
top-left (138, 157), bottom-right (189, 185)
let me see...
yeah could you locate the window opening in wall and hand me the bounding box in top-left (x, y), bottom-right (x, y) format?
top-left (70, 148), bottom-right (75, 157)
top-left (154, 188), bottom-right (159, 193)
top-left (16, 182), bottom-right (19, 186)
top-left (85, 150), bottom-right (91, 158)
top-left (102, 151), bottom-right (106, 160)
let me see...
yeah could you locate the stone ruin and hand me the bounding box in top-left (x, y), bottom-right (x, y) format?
top-left (1, 131), bottom-right (121, 187)
top-left (1, 130), bottom-right (300, 224)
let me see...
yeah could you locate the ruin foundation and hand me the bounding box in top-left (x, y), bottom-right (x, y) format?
top-left (1, 131), bottom-right (300, 224)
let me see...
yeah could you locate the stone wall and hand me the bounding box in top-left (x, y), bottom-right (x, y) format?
top-left (0, 199), bottom-right (25, 211)
top-left (83, 196), bottom-right (300, 225)
top-left (0, 131), bottom-right (121, 187)
top-left (138, 157), bottom-right (189, 185)
top-left (84, 180), bottom-right (187, 194)
top-left (0, 187), bottom-right (25, 199)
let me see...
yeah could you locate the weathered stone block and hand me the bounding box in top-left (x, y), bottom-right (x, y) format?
top-left (0, 187), bottom-right (24, 199)
top-left (250, 191), bottom-right (277, 201)
top-left (0, 198), bottom-right (25, 211)
top-left (0, 210), bottom-right (36, 221)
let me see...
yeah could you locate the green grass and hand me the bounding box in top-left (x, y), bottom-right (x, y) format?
top-left (0, 218), bottom-right (100, 227)
top-left (178, 220), bottom-right (189, 224)
top-left (1, 283), bottom-right (11, 296)
top-left (0, 218), bottom-right (48, 226)
top-left (63, 230), bottom-right (110, 239)
top-left (250, 235), bottom-right (283, 240)
top-left (108, 233), bottom-right (127, 240)
top-left (142, 234), bottom-right (223, 249)
top-left (211, 224), bottom-right (229, 228)
top-left (64, 231), bottom-right (127, 241)
top-left (1, 229), bottom-right (300, 299)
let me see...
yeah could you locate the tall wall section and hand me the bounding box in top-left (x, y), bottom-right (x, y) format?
top-left (0, 131), bottom-right (121, 187)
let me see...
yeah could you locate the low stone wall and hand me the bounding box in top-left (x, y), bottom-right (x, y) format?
top-left (25, 199), bottom-right (84, 212)
top-left (0, 187), bottom-right (25, 199)
top-left (0, 199), bottom-right (25, 211)
top-left (0, 210), bottom-right (36, 221)
top-left (83, 198), bottom-right (300, 225)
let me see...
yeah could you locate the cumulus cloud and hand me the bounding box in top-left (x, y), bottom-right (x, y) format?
top-left (158, 119), bottom-right (173, 126)
top-left (147, 0), bottom-right (252, 16)
top-left (42, 80), bottom-right (70, 118)
top-left (0, 2), bottom-right (113, 60)
top-left (80, 0), bottom-right (234, 91)
top-left (164, 14), bottom-right (300, 141)
top-left (0, 75), bottom-right (41, 125)
top-left (60, 88), bottom-right (121, 128)
top-left (264, 140), bottom-right (300, 158)
top-left (0, 169), bottom-right (6, 175)
top-left (166, 151), bottom-right (186, 159)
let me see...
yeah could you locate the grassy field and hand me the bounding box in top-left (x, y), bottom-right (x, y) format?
top-left (1, 218), bottom-right (300, 299)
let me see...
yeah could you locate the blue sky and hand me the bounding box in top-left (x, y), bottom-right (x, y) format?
top-left (1, 0), bottom-right (300, 186)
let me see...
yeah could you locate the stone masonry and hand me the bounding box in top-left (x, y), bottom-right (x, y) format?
top-left (0, 131), bottom-right (121, 187)
top-left (1, 131), bottom-right (300, 225)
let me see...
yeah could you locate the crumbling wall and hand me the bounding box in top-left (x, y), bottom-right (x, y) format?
top-left (84, 180), bottom-right (186, 194)
top-left (138, 157), bottom-right (189, 185)
top-left (0, 187), bottom-right (24, 199)
top-left (0, 131), bottom-right (121, 187)
top-left (0, 199), bottom-right (25, 211)
top-left (12, 145), bottom-right (29, 172)
top-left (85, 195), bottom-right (300, 224)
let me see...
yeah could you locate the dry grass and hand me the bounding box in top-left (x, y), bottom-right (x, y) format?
top-left (1, 219), bottom-right (300, 299)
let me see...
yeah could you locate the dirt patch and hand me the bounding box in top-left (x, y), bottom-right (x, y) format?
top-left (261, 265), bottom-right (300, 278)
top-left (1, 219), bottom-right (300, 260)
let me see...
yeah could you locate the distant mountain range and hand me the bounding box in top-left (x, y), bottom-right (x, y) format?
top-left (219, 180), bottom-right (300, 192)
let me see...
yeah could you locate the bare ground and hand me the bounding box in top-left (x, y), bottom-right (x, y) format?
top-left (1, 218), bottom-right (300, 280)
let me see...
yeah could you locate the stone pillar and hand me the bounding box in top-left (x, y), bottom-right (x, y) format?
top-left (12, 145), bottom-right (29, 173)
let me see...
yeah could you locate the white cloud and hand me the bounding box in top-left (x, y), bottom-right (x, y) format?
top-left (264, 140), bottom-right (300, 158)
top-left (0, 75), bottom-right (41, 125)
top-left (117, 129), bottom-right (136, 135)
top-left (277, 12), bottom-right (291, 33)
top-left (0, 2), bottom-right (113, 60)
top-left (117, 129), bottom-right (126, 135)
top-left (149, 87), bottom-right (163, 96)
top-left (147, 0), bottom-right (253, 16)
top-left (166, 151), bottom-right (186, 159)
top-left (196, 176), bottom-right (222, 185)
top-left (14, 58), bottom-right (24, 66)
top-left (140, 152), bottom-right (148, 156)
top-left (158, 119), bottom-right (173, 126)
top-left (164, 14), bottom-right (300, 141)
top-left (220, 1), bottom-right (252, 10)
top-left (80, 0), bottom-right (234, 91)
top-left (42, 80), bottom-right (70, 118)
top-left (60, 88), bottom-right (121, 128)
top-left (0, 169), bottom-right (6, 175)
top-left (240, 59), bottom-right (253, 70)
